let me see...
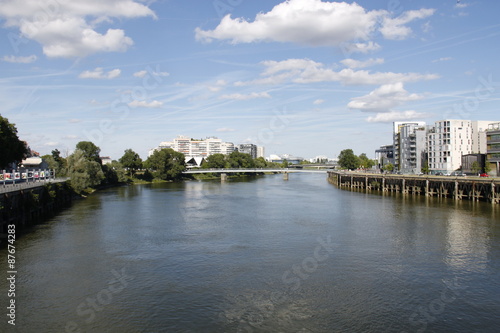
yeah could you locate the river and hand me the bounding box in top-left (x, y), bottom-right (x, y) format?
top-left (1, 173), bottom-right (499, 332)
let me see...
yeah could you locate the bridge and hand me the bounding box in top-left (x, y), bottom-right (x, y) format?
top-left (183, 168), bottom-right (327, 180)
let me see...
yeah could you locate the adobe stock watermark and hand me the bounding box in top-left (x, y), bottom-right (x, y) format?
top-left (65, 268), bottom-right (134, 333)
top-left (402, 277), bottom-right (463, 333)
top-left (213, 0), bottom-right (244, 18)
top-left (231, 235), bottom-right (336, 332)
top-left (247, 106), bottom-right (295, 148)
top-left (83, 64), bottom-right (166, 146)
top-left (442, 74), bottom-right (497, 120)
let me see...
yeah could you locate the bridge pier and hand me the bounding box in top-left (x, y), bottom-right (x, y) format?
top-left (283, 172), bottom-right (289, 181)
top-left (221, 173), bottom-right (227, 182)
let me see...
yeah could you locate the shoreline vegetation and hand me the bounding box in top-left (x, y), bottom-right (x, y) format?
top-left (36, 140), bottom-right (299, 197)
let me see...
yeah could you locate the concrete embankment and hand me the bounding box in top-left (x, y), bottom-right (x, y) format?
top-left (0, 182), bottom-right (73, 246)
top-left (328, 171), bottom-right (500, 204)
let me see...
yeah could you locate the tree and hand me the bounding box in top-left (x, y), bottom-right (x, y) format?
top-left (66, 150), bottom-right (104, 193)
top-left (338, 149), bottom-right (359, 170)
top-left (76, 141), bottom-right (101, 164)
top-left (0, 115), bottom-right (29, 168)
top-left (254, 157), bottom-right (268, 168)
top-left (358, 153), bottom-right (374, 169)
top-left (145, 148), bottom-right (186, 180)
top-left (226, 151), bottom-right (255, 169)
top-left (471, 161), bottom-right (481, 174)
top-left (119, 149), bottom-right (143, 176)
top-left (383, 163), bottom-right (394, 172)
top-left (282, 159), bottom-right (289, 168)
top-left (202, 153), bottom-right (226, 169)
top-left (421, 161), bottom-right (430, 174)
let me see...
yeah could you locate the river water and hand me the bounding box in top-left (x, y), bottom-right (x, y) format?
top-left (1, 173), bottom-right (499, 332)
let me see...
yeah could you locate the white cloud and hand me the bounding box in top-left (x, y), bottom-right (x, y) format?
top-left (196, 0), bottom-right (435, 47)
top-left (341, 58), bottom-right (384, 69)
top-left (237, 58), bottom-right (439, 86)
top-left (208, 79), bottom-right (227, 92)
top-left (196, 0), bottom-right (381, 46)
top-left (2, 55), bottom-right (37, 63)
top-left (128, 100), bottom-right (163, 108)
top-left (220, 92), bottom-right (271, 100)
top-left (134, 69), bottom-right (169, 78)
top-left (216, 127), bottom-right (236, 132)
top-left (432, 57), bottom-right (452, 63)
top-left (313, 99), bottom-right (325, 105)
top-left (79, 68), bottom-right (121, 79)
top-left (455, 2), bottom-right (469, 9)
top-left (348, 82), bottom-right (423, 112)
top-left (366, 110), bottom-right (430, 123)
top-left (133, 70), bottom-right (148, 78)
top-left (380, 9), bottom-right (435, 40)
top-left (0, 0), bottom-right (156, 58)
top-left (340, 41), bottom-right (381, 54)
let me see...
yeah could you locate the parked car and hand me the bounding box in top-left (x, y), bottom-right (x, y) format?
top-left (480, 173), bottom-right (489, 177)
top-left (450, 171), bottom-right (466, 177)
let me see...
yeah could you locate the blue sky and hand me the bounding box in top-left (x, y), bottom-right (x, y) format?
top-left (1, 0), bottom-right (499, 160)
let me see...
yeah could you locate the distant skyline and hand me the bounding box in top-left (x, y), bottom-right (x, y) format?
top-left (1, 0), bottom-right (499, 160)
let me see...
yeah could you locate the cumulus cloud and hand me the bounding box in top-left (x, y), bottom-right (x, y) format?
top-left (133, 70), bottom-right (148, 78)
top-left (220, 92), bottom-right (271, 100)
top-left (2, 55), bottom-right (37, 63)
top-left (196, 0), bottom-right (435, 47)
top-left (128, 100), bottom-right (163, 108)
top-left (0, 0), bottom-right (156, 58)
top-left (348, 82), bottom-right (423, 112)
top-left (313, 99), bottom-right (325, 105)
top-left (79, 68), bottom-right (121, 79)
top-left (366, 110), bottom-right (429, 123)
top-left (236, 58), bottom-right (439, 86)
top-left (208, 79), bottom-right (227, 92)
top-left (340, 58), bottom-right (384, 69)
top-left (380, 9), bottom-right (435, 40)
top-left (340, 41), bottom-right (381, 54)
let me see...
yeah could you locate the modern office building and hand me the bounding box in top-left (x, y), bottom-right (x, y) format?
top-left (393, 122), bottom-right (426, 174)
top-left (237, 144), bottom-right (257, 159)
top-left (486, 122), bottom-right (500, 176)
top-left (149, 135), bottom-right (235, 157)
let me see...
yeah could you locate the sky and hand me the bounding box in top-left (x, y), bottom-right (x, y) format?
top-left (1, 0), bottom-right (500, 160)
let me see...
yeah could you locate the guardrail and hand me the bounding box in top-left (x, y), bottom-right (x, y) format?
top-left (0, 178), bottom-right (69, 194)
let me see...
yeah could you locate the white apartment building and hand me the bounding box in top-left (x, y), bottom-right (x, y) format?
top-left (149, 135), bottom-right (234, 157)
top-left (427, 120), bottom-right (499, 174)
top-left (257, 146), bottom-right (265, 159)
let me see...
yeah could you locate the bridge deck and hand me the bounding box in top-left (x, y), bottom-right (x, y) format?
top-left (183, 168), bottom-right (328, 174)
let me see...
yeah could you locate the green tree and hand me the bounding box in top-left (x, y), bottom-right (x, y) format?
top-left (145, 148), bottom-right (186, 180)
top-left (338, 149), bottom-right (359, 170)
top-left (226, 151), bottom-right (255, 168)
top-left (471, 161), bottom-right (481, 174)
top-left (76, 141), bottom-right (101, 164)
top-left (119, 149), bottom-right (143, 176)
top-left (383, 163), bottom-right (394, 172)
top-left (282, 159), bottom-right (289, 168)
top-left (51, 149), bottom-right (67, 176)
top-left (254, 157), bottom-right (268, 168)
top-left (358, 153), bottom-right (374, 169)
top-left (421, 161), bottom-right (430, 174)
top-left (0, 115), bottom-right (29, 168)
top-left (202, 153), bottom-right (226, 169)
top-left (483, 162), bottom-right (491, 174)
top-left (66, 150), bottom-right (105, 193)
